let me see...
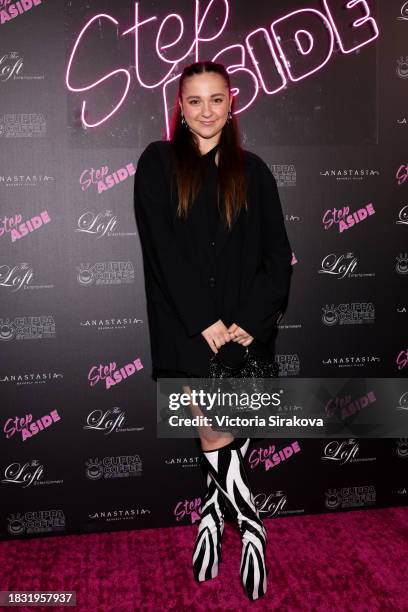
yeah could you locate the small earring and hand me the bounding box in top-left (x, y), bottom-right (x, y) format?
top-left (181, 112), bottom-right (187, 127)
top-left (227, 109), bottom-right (232, 123)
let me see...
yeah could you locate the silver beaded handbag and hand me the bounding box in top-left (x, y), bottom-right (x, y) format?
top-left (208, 342), bottom-right (279, 395)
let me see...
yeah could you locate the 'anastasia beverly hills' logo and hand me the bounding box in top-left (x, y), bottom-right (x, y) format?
top-left (88, 507), bottom-right (151, 523)
top-left (165, 454), bottom-right (201, 468)
top-left (320, 168), bottom-right (379, 180)
top-left (0, 173), bottom-right (54, 187)
top-left (322, 354), bottom-right (380, 368)
top-left (80, 316), bottom-right (143, 331)
top-left (0, 370), bottom-right (63, 385)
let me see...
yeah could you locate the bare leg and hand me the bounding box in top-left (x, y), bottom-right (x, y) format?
top-left (182, 384), bottom-right (234, 450)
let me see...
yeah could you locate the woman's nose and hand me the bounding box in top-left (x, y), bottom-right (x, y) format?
top-left (201, 104), bottom-right (213, 117)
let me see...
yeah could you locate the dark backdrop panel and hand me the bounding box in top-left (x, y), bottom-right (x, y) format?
top-left (0, 0), bottom-right (407, 541)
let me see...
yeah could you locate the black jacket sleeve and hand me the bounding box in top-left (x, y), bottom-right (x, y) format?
top-left (233, 157), bottom-right (292, 344)
top-left (134, 141), bottom-right (218, 337)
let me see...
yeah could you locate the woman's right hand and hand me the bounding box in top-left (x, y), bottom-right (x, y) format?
top-left (201, 319), bottom-right (231, 354)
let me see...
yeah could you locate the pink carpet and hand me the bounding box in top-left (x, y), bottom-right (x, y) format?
top-left (1, 507), bottom-right (407, 611)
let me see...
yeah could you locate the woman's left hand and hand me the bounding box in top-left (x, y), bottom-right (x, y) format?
top-left (227, 323), bottom-right (254, 346)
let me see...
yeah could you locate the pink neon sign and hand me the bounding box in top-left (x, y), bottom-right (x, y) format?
top-left (65, 0), bottom-right (379, 134)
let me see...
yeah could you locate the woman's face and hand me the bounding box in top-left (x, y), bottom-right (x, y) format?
top-left (179, 71), bottom-right (231, 147)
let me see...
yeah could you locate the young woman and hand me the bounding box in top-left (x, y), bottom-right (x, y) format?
top-left (134, 60), bottom-right (292, 601)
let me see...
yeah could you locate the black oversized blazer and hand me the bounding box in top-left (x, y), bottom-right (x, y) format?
top-left (134, 140), bottom-right (293, 377)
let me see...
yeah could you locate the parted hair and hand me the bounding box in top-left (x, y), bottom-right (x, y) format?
top-left (168, 61), bottom-right (247, 230)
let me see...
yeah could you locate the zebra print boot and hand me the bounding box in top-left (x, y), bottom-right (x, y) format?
top-left (192, 438), bottom-right (251, 582)
top-left (201, 437), bottom-right (268, 601)
top-left (192, 468), bottom-right (225, 582)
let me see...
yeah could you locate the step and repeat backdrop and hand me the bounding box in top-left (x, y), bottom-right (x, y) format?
top-left (0, 0), bottom-right (407, 540)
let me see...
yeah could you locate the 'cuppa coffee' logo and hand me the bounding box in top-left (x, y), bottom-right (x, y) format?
top-left (0, 316), bottom-right (56, 341)
top-left (325, 486), bottom-right (376, 510)
top-left (77, 261), bottom-right (134, 285)
top-left (85, 454), bottom-right (142, 479)
top-left (322, 303), bottom-right (375, 325)
top-left (0, 113), bottom-right (46, 137)
top-left (7, 510), bottom-right (65, 536)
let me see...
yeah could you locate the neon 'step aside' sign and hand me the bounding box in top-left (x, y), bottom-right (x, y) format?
top-left (66, 0), bottom-right (379, 134)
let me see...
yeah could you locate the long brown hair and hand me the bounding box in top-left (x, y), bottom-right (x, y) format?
top-left (167, 61), bottom-right (247, 231)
